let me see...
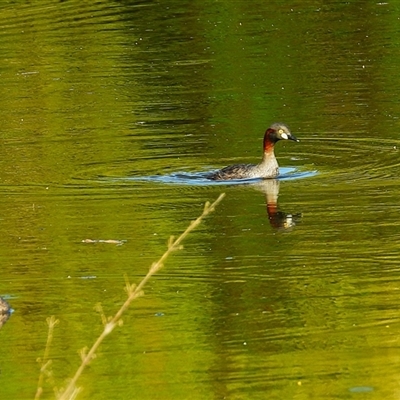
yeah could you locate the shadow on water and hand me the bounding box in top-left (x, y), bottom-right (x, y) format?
top-left (120, 167), bottom-right (317, 230)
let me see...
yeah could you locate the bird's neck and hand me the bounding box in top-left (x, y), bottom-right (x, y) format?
top-left (263, 141), bottom-right (276, 157)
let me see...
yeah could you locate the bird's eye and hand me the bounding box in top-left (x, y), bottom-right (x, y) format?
top-left (278, 129), bottom-right (284, 134)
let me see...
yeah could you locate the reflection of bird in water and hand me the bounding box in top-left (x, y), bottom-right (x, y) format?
top-left (0, 296), bottom-right (12, 329)
top-left (207, 123), bottom-right (299, 180)
top-left (252, 180), bottom-right (302, 230)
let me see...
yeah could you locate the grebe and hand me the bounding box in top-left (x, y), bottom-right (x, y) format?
top-left (207, 122), bottom-right (299, 180)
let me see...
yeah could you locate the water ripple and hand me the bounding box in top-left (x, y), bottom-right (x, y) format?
top-left (120, 167), bottom-right (317, 186)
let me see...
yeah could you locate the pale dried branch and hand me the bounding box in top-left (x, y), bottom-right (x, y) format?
top-left (56, 193), bottom-right (225, 400)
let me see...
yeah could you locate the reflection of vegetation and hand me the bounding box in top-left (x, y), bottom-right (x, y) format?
top-left (34, 194), bottom-right (225, 400)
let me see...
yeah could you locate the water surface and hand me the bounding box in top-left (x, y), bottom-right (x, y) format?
top-left (1, 1), bottom-right (400, 399)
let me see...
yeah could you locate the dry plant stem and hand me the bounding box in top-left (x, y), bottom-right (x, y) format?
top-left (58, 193), bottom-right (225, 400)
top-left (34, 316), bottom-right (59, 400)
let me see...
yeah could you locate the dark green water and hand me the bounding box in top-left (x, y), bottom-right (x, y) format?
top-left (1, 1), bottom-right (400, 399)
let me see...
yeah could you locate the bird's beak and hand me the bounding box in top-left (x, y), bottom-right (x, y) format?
top-left (289, 134), bottom-right (299, 142)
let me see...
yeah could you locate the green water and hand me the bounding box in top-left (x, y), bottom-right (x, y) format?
top-left (1, 1), bottom-right (400, 399)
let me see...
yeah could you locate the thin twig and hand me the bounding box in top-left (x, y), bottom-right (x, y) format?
top-left (57, 193), bottom-right (225, 400)
top-left (34, 316), bottom-right (59, 400)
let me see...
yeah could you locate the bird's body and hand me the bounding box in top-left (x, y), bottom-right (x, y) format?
top-left (207, 122), bottom-right (298, 181)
